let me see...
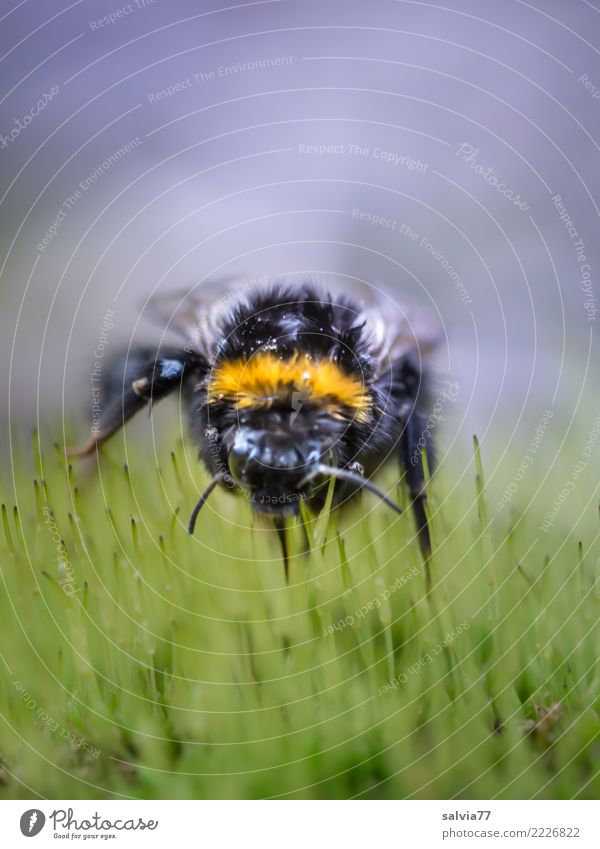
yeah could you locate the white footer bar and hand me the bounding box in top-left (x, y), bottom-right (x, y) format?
top-left (0, 800), bottom-right (598, 847)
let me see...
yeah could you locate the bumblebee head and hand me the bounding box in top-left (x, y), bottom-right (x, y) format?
top-left (225, 410), bottom-right (330, 513)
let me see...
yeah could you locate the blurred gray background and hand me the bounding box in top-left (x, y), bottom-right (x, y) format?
top-left (1, 0), bottom-right (598, 494)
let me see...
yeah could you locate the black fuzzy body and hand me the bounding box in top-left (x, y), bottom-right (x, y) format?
top-left (73, 281), bottom-right (435, 560)
top-left (184, 283), bottom-right (431, 515)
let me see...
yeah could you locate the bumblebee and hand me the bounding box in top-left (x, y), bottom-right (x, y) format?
top-left (70, 280), bottom-right (440, 581)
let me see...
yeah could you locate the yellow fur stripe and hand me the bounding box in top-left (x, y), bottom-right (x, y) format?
top-left (208, 352), bottom-right (370, 421)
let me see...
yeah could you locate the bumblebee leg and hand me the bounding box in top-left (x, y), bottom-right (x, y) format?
top-left (67, 349), bottom-right (205, 457)
top-left (274, 517), bottom-right (290, 583)
top-left (67, 391), bottom-right (149, 457)
top-left (401, 411), bottom-right (433, 595)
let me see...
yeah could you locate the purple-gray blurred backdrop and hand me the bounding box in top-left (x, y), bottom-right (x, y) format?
top-left (1, 0), bottom-right (598, 471)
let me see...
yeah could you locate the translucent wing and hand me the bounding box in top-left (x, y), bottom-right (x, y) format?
top-left (325, 277), bottom-right (444, 364)
top-left (146, 275), bottom-right (269, 358)
top-left (146, 275), bottom-right (442, 365)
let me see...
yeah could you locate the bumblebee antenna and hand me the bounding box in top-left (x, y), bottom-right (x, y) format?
top-left (299, 464), bottom-right (403, 516)
top-left (187, 473), bottom-right (227, 535)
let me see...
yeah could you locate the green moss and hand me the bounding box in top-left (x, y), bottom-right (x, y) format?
top-left (0, 432), bottom-right (598, 799)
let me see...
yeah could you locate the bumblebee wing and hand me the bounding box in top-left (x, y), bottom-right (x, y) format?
top-left (327, 278), bottom-right (443, 365)
top-left (146, 276), bottom-right (442, 364)
top-left (146, 276), bottom-right (260, 358)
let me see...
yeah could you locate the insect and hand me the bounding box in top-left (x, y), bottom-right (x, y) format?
top-left (69, 279), bottom-right (440, 583)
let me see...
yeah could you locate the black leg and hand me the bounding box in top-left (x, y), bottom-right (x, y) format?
top-left (274, 517), bottom-right (290, 583)
top-left (68, 348), bottom-right (206, 456)
top-left (401, 411), bottom-right (433, 595)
